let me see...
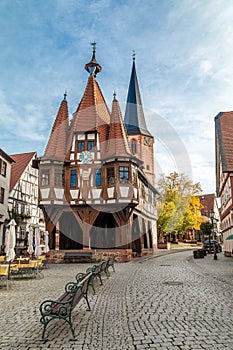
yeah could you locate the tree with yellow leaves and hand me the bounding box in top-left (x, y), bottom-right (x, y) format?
top-left (157, 172), bottom-right (203, 242)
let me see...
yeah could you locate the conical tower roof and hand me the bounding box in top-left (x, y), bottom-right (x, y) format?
top-left (124, 57), bottom-right (151, 136)
top-left (43, 93), bottom-right (69, 161)
top-left (71, 75), bottom-right (111, 132)
top-left (105, 93), bottom-right (132, 158)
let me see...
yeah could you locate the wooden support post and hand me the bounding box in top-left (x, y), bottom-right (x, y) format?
top-left (72, 207), bottom-right (99, 251)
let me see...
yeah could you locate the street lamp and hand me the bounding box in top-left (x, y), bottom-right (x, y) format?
top-left (209, 209), bottom-right (217, 260)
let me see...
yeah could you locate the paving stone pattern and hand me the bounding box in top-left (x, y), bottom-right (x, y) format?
top-left (0, 250), bottom-right (232, 350)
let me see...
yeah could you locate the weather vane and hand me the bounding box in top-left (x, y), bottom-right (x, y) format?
top-left (91, 41), bottom-right (96, 54)
top-left (132, 50), bottom-right (136, 60)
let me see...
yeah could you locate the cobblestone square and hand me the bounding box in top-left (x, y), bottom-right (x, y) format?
top-left (0, 250), bottom-right (232, 349)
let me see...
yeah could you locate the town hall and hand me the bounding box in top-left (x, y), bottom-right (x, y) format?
top-left (39, 45), bottom-right (158, 262)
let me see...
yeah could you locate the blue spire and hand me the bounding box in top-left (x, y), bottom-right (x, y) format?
top-left (124, 56), bottom-right (151, 136)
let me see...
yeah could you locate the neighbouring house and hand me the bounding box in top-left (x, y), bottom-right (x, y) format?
top-left (38, 47), bottom-right (158, 262)
top-left (198, 193), bottom-right (221, 241)
top-left (215, 111), bottom-right (233, 256)
top-left (8, 152), bottom-right (45, 256)
top-left (0, 148), bottom-right (14, 251)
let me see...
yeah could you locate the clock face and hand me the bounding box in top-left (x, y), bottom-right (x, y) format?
top-left (79, 151), bottom-right (93, 163)
top-left (144, 137), bottom-right (151, 146)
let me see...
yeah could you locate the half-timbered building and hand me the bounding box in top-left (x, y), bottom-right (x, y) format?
top-left (8, 152), bottom-right (45, 255)
top-left (39, 47), bottom-right (158, 262)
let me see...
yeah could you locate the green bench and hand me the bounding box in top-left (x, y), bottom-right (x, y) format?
top-left (39, 272), bottom-right (93, 342)
top-left (77, 256), bottom-right (116, 295)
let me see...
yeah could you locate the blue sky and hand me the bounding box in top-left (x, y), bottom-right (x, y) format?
top-left (1, 0), bottom-right (233, 194)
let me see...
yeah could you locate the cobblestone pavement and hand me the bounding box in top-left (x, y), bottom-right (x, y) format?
top-left (0, 250), bottom-right (232, 350)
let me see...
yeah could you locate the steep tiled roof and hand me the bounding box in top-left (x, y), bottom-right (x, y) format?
top-left (105, 96), bottom-right (132, 158)
top-left (69, 76), bottom-right (110, 151)
top-left (215, 111), bottom-right (233, 171)
top-left (72, 76), bottom-right (110, 131)
top-left (199, 193), bottom-right (215, 215)
top-left (43, 96), bottom-right (69, 161)
top-left (10, 152), bottom-right (36, 191)
top-left (124, 59), bottom-right (151, 136)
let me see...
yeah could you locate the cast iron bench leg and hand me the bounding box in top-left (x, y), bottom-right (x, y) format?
top-left (68, 316), bottom-right (77, 341)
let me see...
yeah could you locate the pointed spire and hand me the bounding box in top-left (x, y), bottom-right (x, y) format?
top-left (105, 94), bottom-right (132, 157)
top-left (72, 75), bottom-right (110, 132)
top-left (124, 56), bottom-right (151, 136)
top-left (43, 94), bottom-right (69, 161)
top-left (85, 42), bottom-right (102, 77)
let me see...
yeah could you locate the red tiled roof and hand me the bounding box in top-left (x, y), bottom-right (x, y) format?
top-left (43, 98), bottom-right (69, 161)
top-left (105, 97), bottom-right (132, 158)
top-left (71, 76), bottom-right (110, 134)
top-left (10, 152), bottom-right (37, 191)
top-left (198, 193), bottom-right (215, 215)
top-left (216, 111), bottom-right (233, 171)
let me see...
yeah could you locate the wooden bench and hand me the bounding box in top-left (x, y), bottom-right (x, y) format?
top-left (80, 259), bottom-right (113, 295)
top-left (64, 251), bottom-right (93, 263)
top-left (39, 272), bottom-right (93, 342)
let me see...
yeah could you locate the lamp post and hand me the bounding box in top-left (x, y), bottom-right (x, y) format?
top-left (209, 209), bottom-right (217, 260)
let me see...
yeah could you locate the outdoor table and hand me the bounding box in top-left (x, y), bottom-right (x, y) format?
top-left (0, 264), bottom-right (9, 276)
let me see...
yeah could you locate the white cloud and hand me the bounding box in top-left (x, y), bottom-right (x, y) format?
top-left (1, 0), bottom-right (233, 192)
top-left (199, 60), bottom-right (213, 77)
